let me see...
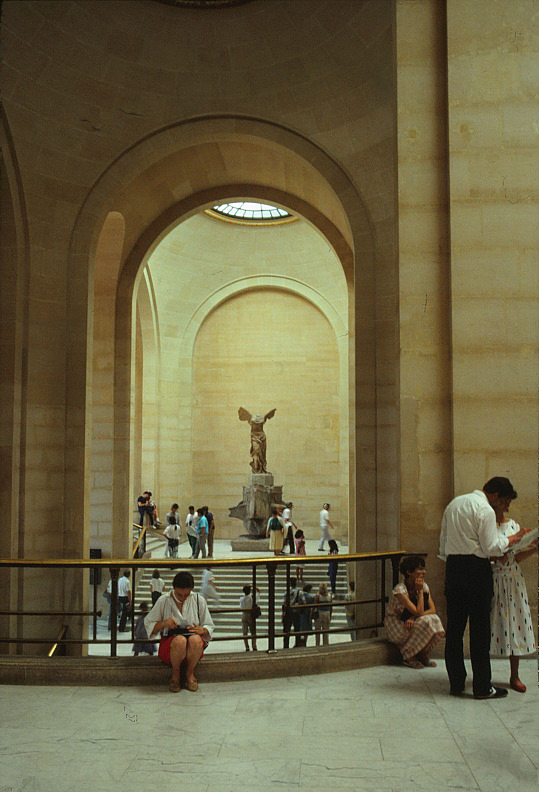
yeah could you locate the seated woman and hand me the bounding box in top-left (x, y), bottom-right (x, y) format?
top-left (145, 570), bottom-right (214, 692)
top-left (384, 555), bottom-right (445, 669)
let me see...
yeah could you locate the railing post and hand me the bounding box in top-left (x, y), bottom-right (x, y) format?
top-left (265, 561), bottom-right (277, 653)
top-left (252, 564), bottom-right (257, 647)
top-left (109, 566), bottom-right (119, 657)
top-left (131, 565), bottom-right (136, 638)
top-left (380, 558), bottom-right (387, 623)
top-left (92, 566), bottom-right (98, 642)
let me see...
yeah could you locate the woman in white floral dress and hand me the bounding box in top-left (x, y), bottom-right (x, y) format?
top-left (490, 504), bottom-right (536, 693)
top-left (384, 555), bottom-right (445, 668)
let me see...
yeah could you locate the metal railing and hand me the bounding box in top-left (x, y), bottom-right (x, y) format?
top-left (0, 551), bottom-right (406, 656)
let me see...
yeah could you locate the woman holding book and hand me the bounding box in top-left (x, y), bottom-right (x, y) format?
top-left (490, 503), bottom-right (537, 692)
top-left (384, 555), bottom-right (445, 668)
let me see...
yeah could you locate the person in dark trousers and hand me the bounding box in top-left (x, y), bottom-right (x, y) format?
top-left (118, 570), bottom-right (132, 632)
top-left (439, 477), bottom-right (526, 699)
top-left (282, 577), bottom-right (302, 648)
top-left (327, 539), bottom-right (339, 594)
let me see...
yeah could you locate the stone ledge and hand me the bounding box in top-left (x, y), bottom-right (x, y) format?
top-left (0, 639), bottom-right (400, 686)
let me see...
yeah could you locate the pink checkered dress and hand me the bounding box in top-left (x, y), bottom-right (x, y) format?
top-left (384, 582), bottom-right (445, 661)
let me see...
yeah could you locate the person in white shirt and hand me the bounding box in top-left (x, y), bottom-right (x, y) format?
top-left (185, 506), bottom-right (198, 558)
top-left (318, 503), bottom-right (334, 550)
top-left (281, 502), bottom-right (296, 554)
top-left (200, 567), bottom-right (221, 606)
top-left (165, 503), bottom-right (181, 526)
top-left (145, 571), bottom-right (214, 693)
top-left (117, 570), bottom-right (132, 632)
top-left (164, 515), bottom-right (181, 559)
top-left (439, 477), bottom-right (526, 700)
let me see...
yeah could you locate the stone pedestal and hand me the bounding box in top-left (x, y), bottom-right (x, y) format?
top-left (229, 472), bottom-right (283, 540)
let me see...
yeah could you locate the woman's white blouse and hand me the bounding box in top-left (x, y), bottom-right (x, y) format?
top-left (145, 590), bottom-right (215, 639)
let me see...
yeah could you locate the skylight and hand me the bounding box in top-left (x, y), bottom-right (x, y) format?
top-left (206, 202), bottom-right (294, 224)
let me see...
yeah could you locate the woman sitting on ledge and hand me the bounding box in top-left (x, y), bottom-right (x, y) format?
top-left (145, 570), bottom-right (214, 692)
top-left (384, 555), bottom-right (445, 669)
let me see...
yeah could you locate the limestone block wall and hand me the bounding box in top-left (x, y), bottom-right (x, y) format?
top-left (446, 0), bottom-right (538, 626)
top-left (1, 0), bottom-right (397, 574)
top-left (396, 0), bottom-right (452, 606)
top-left (192, 289), bottom-right (342, 539)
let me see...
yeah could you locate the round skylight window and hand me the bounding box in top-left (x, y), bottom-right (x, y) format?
top-left (205, 202), bottom-right (296, 225)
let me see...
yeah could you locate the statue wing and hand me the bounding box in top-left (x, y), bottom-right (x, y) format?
top-left (238, 407), bottom-right (252, 422)
top-left (264, 408), bottom-right (276, 421)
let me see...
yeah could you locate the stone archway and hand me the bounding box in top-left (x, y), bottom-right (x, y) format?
top-left (67, 116), bottom-right (378, 557)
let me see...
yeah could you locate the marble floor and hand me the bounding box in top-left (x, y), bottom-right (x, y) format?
top-left (0, 659), bottom-right (536, 792)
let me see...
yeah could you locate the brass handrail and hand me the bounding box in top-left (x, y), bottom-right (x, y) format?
top-left (0, 550), bottom-right (407, 656)
top-left (0, 550), bottom-right (405, 568)
top-left (132, 524), bottom-right (148, 558)
top-left (47, 625), bottom-right (68, 658)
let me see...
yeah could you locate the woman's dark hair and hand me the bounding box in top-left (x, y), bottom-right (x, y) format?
top-left (152, 569), bottom-right (160, 579)
top-left (399, 555), bottom-right (425, 577)
top-left (303, 584), bottom-right (312, 592)
top-left (483, 477), bottom-right (517, 499)
top-left (328, 539), bottom-right (338, 552)
top-left (173, 571), bottom-right (194, 589)
top-left (167, 514), bottom-right (177, 524)
top-left (295, 529), bottom-right (304, 539)
top-left (243, 585), bottom-right (251, 595)
top-left (171, 503), bottom-right (179, 510)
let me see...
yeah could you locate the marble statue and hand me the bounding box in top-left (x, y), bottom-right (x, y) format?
top-left (238, 407), bottom-right (276, 473)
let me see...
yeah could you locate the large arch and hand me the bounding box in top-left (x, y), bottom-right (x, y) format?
top-left (66, 116), bottom-right (380, 557)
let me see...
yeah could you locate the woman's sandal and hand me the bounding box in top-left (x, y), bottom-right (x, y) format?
top-left (402, 658), bottom-right (423, 669)
top-left (185, 678), bottom-right (199, 692)
top-left (169, 679), bottom-right (181, 693)
top-left (417, 653), bottom-right (437, 667)
top-left (510, 678), bottom-right (526, 693)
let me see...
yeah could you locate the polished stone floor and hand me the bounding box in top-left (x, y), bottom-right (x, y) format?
top-left (0, 659), bottom-right (536, 792)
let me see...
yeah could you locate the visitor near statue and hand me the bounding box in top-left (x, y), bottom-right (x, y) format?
top-left (238, 407), bottom-right (276, 473)
top-left (318, 503), bottom-right (334, 550)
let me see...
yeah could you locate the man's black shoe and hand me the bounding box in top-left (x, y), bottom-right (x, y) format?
top-left (473, 686), bottom-right (508, 700)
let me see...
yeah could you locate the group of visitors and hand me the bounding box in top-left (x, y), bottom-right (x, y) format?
top-left (137, 491), bottom-right (161, 527)
top-left (384, 476), bottom-right (535, 699)
top-left (265, 501), bottom-right (337, 560)
top-left (143, 499), bottom-right (217, 559)
top-left (128, 476), bottom-right (534, 700)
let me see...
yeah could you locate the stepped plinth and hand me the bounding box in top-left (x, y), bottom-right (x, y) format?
top-left (229, 471), bottom-right (283, 550)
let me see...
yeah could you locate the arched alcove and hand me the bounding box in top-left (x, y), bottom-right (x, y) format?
top-left (69, 117), bottom-right (382, 558)
top-left (191, 288), bottom-right (342, 535)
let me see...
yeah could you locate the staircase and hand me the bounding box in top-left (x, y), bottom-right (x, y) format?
top-left (134, 533), bottom-right (350, 639)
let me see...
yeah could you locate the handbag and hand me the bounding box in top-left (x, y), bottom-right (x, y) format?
top-left (253, 605), bottom-right (262, 619)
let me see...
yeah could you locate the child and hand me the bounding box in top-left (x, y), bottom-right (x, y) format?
top-left (294, 529), bottom-right (306, 581)
top-left (490, 502), bottom-right (537, 692)
top-left (133, 602), bottom-right (156, 656)
top-left (327, 538), bottom-right (339, 594)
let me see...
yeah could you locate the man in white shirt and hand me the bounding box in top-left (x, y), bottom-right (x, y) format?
top-left (318, 503), bottom-right (334, 550)
top-left (117, 570), bottom-right (132, 632)
top-left (439, 477), bottom-right (525, 699)
top-left (185, 506), bottom-right (197, 558)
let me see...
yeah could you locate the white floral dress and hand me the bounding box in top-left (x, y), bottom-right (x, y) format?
top-left (490, 519), bottom-right (536, 657)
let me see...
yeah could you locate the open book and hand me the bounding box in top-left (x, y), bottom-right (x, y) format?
top-left (510, 527), bottom-right (538, 555)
